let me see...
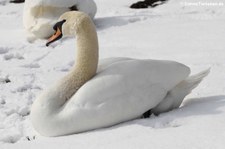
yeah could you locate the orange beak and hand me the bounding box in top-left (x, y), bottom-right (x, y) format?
top-left (46, 27), bottom-right (63, 46)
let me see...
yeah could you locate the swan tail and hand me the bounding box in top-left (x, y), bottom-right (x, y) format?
top-left (151, 68), bottom-right (210, 115)
top-left (178, 68), bottom-right (210, 94)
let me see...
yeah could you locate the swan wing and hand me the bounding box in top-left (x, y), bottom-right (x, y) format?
top-left (61, 59), bottom-right (190, 132)
top-left (74, 59), bottom-right (190, 107)
top-left (97, 57), bottom-right (132, 72)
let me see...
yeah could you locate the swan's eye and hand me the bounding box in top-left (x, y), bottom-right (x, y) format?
top-left (53, 24), bottom-right (57, 31)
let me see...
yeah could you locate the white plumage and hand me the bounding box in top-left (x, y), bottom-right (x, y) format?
top-left (23, 0), bottom-right (97, 41)
top-left (30, 11), bottom-right (209, 137)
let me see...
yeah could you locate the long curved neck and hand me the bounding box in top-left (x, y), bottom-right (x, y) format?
top-left (30, 14), bottom-right (99, 136)
top-left (36, 19), bottom-right (99, 111)
top-left (61, 19), bottom-right (99, 101)
top-left (74, 20), bottom-right (99, 80)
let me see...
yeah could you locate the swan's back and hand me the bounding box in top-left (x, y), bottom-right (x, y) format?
top-left (57, 59), bottom-right (190, 135)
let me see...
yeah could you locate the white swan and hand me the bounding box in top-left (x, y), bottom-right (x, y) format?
top-left (31, 11), bottom-right (210, 137)
top-left (23, 0), bottom-right (97, 41)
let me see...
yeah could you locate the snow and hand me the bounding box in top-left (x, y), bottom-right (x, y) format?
top-left (0, 0), bottom-right (225, 148)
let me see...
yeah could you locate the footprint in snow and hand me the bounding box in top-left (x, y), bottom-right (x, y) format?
top-left (20, 63), bottom-right (40, 69)
top-left (55, 61), bottom-right (74, 72)
top-left (3, 53), bottom-right (24, 60)
top-left (5, 53), bottom-right (24, 60)
top-left (0, 46), bottom-right (26, 61)
top-left (0, 46), bottom-right (10, 54)
top-left (0, 77), bottom-right (11, 84)
top-left (26, 136), bottom-right (36, 141)
top-left (0, 97), bottom-right (6, 105)
top-left (128, 16), bottom-right (147, 23)
top-left (152, 121), bottom-right (181, 129)
top-left (16, 84), bottom-right (41, 93)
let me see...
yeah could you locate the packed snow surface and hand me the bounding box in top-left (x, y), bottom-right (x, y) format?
top-left (0, 0), bottom-right (225, 148)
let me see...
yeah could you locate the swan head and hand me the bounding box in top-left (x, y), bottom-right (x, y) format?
top-left (46, 11), bottom-right (92, 46)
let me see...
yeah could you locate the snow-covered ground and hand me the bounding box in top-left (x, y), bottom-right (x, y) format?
top-left (0, 0), bottom-right (225, 148)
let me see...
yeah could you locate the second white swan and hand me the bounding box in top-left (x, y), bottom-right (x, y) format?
top-left (31, 11), bottom-right (210, 137)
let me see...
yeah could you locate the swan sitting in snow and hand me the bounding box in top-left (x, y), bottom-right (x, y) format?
top-left (23, 0), bottom-right (97, 41)
top-left (31, 11), bottom-right (210, 137)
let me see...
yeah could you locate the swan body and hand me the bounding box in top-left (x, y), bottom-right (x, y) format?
top-left (31, 11), bottom-right (209, 137)
top-left (23, 0), bottom-right (97, 40)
